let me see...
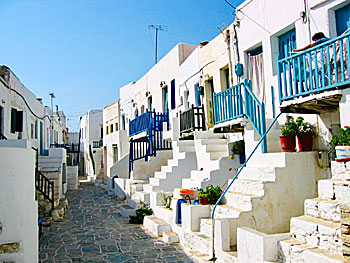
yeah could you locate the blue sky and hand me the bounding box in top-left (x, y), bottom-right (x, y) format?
top-left (0, 0), bottom-right (244, 131)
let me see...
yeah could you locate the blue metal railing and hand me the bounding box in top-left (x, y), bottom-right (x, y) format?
top-left (129, 110), bottom-right (171, 177)
top-left (213, 80), bottom-right (267, 153)
top-left (244, 80), bottom-right (267, 153)
top-left (213, 83), bottom-right (244, 124)
top-left (277, 31), bottom-right (350, 103)
top-left (210, 112), bottom-right (282, 260)
top-left (129, 110), bottom-right (169, 136)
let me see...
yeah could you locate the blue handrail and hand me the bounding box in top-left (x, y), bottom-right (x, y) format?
top-left (213, 83), bottom-right (245, 124)
top-left (277, 31), bottom-right (350, 103)
top-left (210, 112), bottom-right (282, 260)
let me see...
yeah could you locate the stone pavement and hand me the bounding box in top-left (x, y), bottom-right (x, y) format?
top-left (39, 183), bottom-right (187, 263)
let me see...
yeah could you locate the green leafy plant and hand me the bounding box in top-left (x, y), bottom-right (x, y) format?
top-left (196, 188), bottom-right (208, 200)
top-left (331, 126), bottom-right (350, 147)
top-left (296, 117), bottom-right (315, 136)
top-left (161, 193), bottom-right (173, 209)
top-left (129, 202), bottom-right (153, 224)
top-left (206, 185), bottom-right (222, 203)
top-left (231, 140), bottom-right (245, 155)
top-left (281, 116), bottom-right (298, 136)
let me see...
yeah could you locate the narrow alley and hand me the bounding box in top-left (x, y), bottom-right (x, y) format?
top-left (39, 183), bottom-right (187, 263)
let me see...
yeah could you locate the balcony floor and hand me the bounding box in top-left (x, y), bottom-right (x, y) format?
top-left (280, 89), bottom-right (344, 114)
top-left (212, 117), bottom-right (248, 133)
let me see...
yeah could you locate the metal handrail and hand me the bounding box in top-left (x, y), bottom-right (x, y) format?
top-left (210, 112), bottom-right (282, 260)
top-left (36, 170), bottom-right (55, 211)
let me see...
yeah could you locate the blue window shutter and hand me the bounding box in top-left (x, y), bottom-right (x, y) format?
top-left (336, 4), bottom-right (350, 36)
top-left (278, 28), bottom-right (296, 59)
top-left (171, 79), bottom-right (176, 110)
top-left (195, 84), bottom-right (201, 106)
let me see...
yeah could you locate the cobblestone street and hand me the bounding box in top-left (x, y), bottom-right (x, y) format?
top-left (39, 183), bottom-right (186, 263)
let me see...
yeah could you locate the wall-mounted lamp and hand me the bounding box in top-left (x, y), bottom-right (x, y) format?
top-left (160, 81), bottom-right (166, 87)
top-left (145, 91), bottom-right (150, 97)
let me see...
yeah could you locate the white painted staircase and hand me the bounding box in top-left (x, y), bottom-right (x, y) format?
top-left (278, 161), bottom-right (347, 263)
top-left (182, 131), bottom-right (241, 190)
top-left (121, 140), bottom-right (197, 217)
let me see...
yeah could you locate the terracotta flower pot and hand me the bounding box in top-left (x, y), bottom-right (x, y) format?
top-left (297, 135), bottom-right (313, 151)
top-left (335, 146), bottom-right (350, 162)
top-left (280, 135), bottom-right (296, 152)
top-left (199, 197), bottom-right (208, 205)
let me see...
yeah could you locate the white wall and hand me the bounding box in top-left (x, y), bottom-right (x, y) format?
top-left (0, 140), bottom-right (38, 263)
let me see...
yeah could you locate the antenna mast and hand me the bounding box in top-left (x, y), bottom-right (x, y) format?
top-left (148, 24), bottom-right (168, 64)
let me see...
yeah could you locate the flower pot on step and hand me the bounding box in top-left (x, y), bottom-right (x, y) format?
top-left (297, 135), bottom-right (313, 151)
top-left (280, 135), bottom-right (296, 152)
top-left (199, 197), bottom-right (208, 205)
top-left (335, 146), bottom-right (350, 162)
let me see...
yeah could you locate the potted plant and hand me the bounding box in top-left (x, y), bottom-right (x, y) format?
top-left (280, 116), bottom-right (298, 152)
top-left (331, 126), bottom-right (350, 162)
top-left (206, 185), bottom-right (222, 204)
top-left (231, 140), bottom-right (245, 164)
top-left (296, 117), bottom-right (315, 151)
top-left (197, 188), bottom-right (208, 205)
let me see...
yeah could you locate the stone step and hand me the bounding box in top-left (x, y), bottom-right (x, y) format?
top-left (143, 215), bottom-right (172, 237)
top-left (194, 131), bottom-right (225, 139)
top-left (223, 191), bottom-right (261, 211)
top-left (318, 179), bottom-right (350, 200)
top-left (162, 231), bottom-right (179, 244)
top-left (228, 179), bottom-right (265, 196)
top-left (290, 215), bottom-right (342, 254)
top-left (183, 250), bottom-right (213, 263)
top-left (161, 165), bottom-right (173, 173)
top-left (200, 139), bottom-right (227, 145)
top-left (213, 204), bottom-right (245, 219)
top-left (200, 218), bottom-right (213, 237)
top-left (237, 167), bottom-right (276, 182)
top-left (127, 199), bottom-right (141, 209)
top-left (209, 151), bottom-right (227, 160)
top-left (279, 238), bottom-right (344, 263)
top-left (178, 145), bottom-right (196, 152)
top-left (154, 171), bottom-right (167, 179)
top-left (205, 144), bottom-right (227, 152)
top-left (120, 204), bottom-right (135, 218)
top-left (143, 184), bottom-right (157, 193)
top-left (183, 231), bottom-right (212, 254)
top-left (304, 198), bottom-right (341, 222)
top-left (149, 177), bottom-right (160, 186)
top-left (132, 191), bottom-right (150, 204)
top-left (176, 140), bottom-right (195, 146)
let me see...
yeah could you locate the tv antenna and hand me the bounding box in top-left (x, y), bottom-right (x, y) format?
top-left (148, 24), bottom-right (168, 64)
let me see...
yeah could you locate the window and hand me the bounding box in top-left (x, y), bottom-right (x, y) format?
top-left (162, 86), bottom-right (168, 113)
top-left (135, 108), bottom-right (139, 117)
top-left (141, 105), bottom-right (145, 114)
top-left (101, 127), bottom-right (103, 139)
top-left (335, 4), bottom-right (350, 36)
top-left (10, 108), bottom-right (23, 133)
top-left (35, 120), bottom-right (38, 139)
top-left (31, 123), bottom-right (34, 139)
top-left (184, 90), bottom-right (190, 109)
top-left (110, 124), bottom-right (113, 133)
top-left (113, 145), bottom-right (118, 164)
top-left (106, 126), bottom-right (109, 135)
top-left (148, 96), bottom-right (152, 111)
top-left (220, 67), bottom-right (230, 91)
top-left (115, 123), bottom-right (118, 131)
top-left (171, 79), bottom-right (176, 110)
top-left (194, 83), bottom-right (201, 107)
top-left (246, 45), bottom-right (265, 102)
top-left (121, 115), bottom-right (125, 130)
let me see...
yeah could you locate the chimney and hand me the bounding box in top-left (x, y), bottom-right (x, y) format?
top-left (37, 98), bottom-right (43, 104)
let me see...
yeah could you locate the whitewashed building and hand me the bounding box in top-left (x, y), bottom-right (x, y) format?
top-left (79, 109), bottom-right (103, 180)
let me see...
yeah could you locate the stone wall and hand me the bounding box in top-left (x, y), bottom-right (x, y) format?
top-left (67, 166), bottom-right (79, 190)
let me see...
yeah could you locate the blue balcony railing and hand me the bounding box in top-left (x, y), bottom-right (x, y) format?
top-left (277, 31), bottom-right (350, 103)
top-left (213, 83), bottom-right (244, 124)
top-left (213, 80), bottom-right (267, 153)
top-left (129, 110), bottom-right (169, 136)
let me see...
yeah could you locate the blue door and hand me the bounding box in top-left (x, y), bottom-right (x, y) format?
top-left (171, 79), bottom-right (176, 110)
top-left (278, 28), bottom-right (296, 59)
top-left (336, 4), bottom-right (350, 36)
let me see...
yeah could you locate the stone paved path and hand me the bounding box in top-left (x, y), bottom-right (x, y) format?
top-left (39, 183), bottom-right (186, 263)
